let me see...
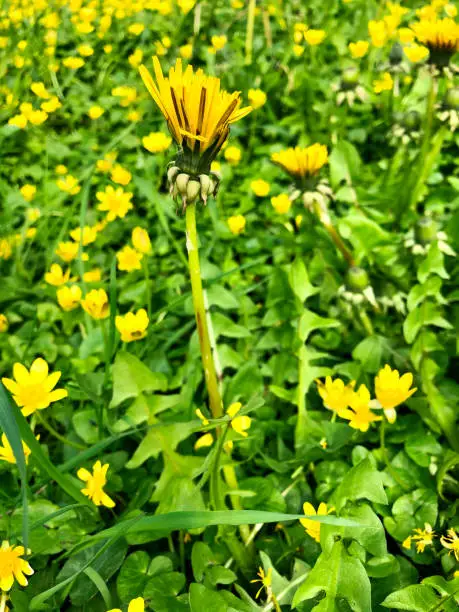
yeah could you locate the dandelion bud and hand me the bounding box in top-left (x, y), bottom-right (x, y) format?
top-left (175, 173), bottom-right (190, 195)
top-left (389, 42), bottom-right (403, 66)
top-left (167, 165), bottom-right (180, 184)
top-left (402, 110), bottom-right (421, 131)
top-left (346, 266), bottom-right (370, 292)
top-left (445, 87), bottom-right (459, 111)
top-left (415, 217), bottom-right (437, 245)
top-left (199, 174), bottom-right (212, 202)
top-left (186, 179), bottom-right (201, 204)
top-left (341, 67), bottom-right (359, 91)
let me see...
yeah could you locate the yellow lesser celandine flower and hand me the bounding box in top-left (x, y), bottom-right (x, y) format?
top-left (112, 86), bottom-right (137, 107)
top-left (387, 2), bottom-right (409, 20)
top-left (88, 105), bottom-right (104, 119)
top-left (127, 110), bottom-right (142, 123)
top-left (398, 27), bottom-right (416, 44)
top-left (31, 82), bottom-right (50, 99)
top-left (77, 460), bottom-right (115, 508)
top-left (211, 34), bottom-right (227, 51)
top-left (27, 208), bottom-right (41, 223)
top-left (115, 309), bottom-right (149, 342)
top-left (410, 17), bottom-right (459, 63)
top-left (227, 215), bottom-right (246, 235)
top-left (179, 43), bottom-right (193, 59)
top-left (132, 227), bottom-right (152, 254)
top-left (304, 29), bottom-right (326, 46)
top-left (368, 19), bottom-right (390, 47)
top-left (440, 529), bottom-right (459, 561)
top-left (55, 241), bottom-right (79, 262)
top-left (57, 174), bottom-right (81, 195)
top-left (107, 597), bottom-right (145, 612)
top-left (128, 23), bottom-right (145, 36)
top-left (0, 315), bottom-right (8, 333)
top-left (96, 186), bottom-right (133, 221)
top-left (271, 193), bottom-right (291, 214)
top-left (0, 239), bottom-right (13, 260)
top-left (374, 364), bottom-right (417, 423)
top-left (83, 269), bottom-right (102, 283)
top-left (248, 88), bottom-right (267, 109)
top-left (0, 541), bottom-right (34, 591)
top-left (9, 114), bottom-right (28, 129)
top-left (373, 72), bottom-right (394, 94)
top-left (139, 57), bottom-right (252, 176)
top-left (78, 44), bottom-right (94, 57)
top-left (44, 263), bottom-right (71, 286)
top-left (349, 40), bottom-right (369, 58)
top-left (20, 184), bottom-right (36, 202)
top-left (0, 434), bottom-right (32, 465)
top-left (57, 285), bottom-right (82, 311)
top-left (116, 245), bottom-right (143, 272)
top-left (224, 145), bottom-right (242, 164)
top-left (271, 144), bottom-right (328, 181)
top-left (227, 402), bottom-right (251, 437)
top-left (178, 0), bottom-right (196, 14)
top-left (2, 358), bottom-right (68, 417)
top-left (251, 179), bottom-right (270, 196)
top-left (81, 289), bottom-right (109, 320)
top-left (251, 566), bottom-right (272, 599)
top-left (445, 4), bottom-right (457, 19)
top-left (69, 226), bottom-right (98, 246)
top-left (316, 376), bottom-right (356, 417)
top-left (344, 384), bottom-right (382, 432)
top-left (300, 502), bottom-right (334, 543)
top-left (56, 164), bottom-right (68, 175)
top-left (404, 43), bottom-right (430, 62)
top-left (63, 57), bottom-right (84, 69)
top-left (142, 131), bottom-right (172, 153)
top-left (110, 165), bottom-right (132, 186)
top-left (129, 49), bottom-right (143, 68)
top-left (195, 408), bottom-right (210, 426)
top-left (194, 432), bottom-right (214, 450)
top-left (97, 152), bottom-right (117, 173)
top-left (293, 44), bottom-right (305, 57)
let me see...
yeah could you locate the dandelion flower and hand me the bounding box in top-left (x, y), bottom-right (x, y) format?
top-left (271, 144), bottom-right (328, 180)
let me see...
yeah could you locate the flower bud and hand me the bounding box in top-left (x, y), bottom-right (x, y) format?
top-left (167, 165), bottom-right (180, 185)
top-left (389, 42), bottom-right (403, 66)
top-left (175, 173), bottom-right (190, 195)
top-left (341, 67), bottom-right (359, 91)
top-left (199, 174), bottom-right (212, 202)
top-left (445, 87), bottom-right (459, 111)
top-left (346, 266), bottom-right (370, 292)
top-left (402, 110), bottom-right (421, 131)
top-left (415, 217), bottom-right (437, 245)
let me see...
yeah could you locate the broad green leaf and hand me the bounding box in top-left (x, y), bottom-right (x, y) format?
top-left (382, 579), bottom-right (459, 611)
top-left (288, 257), bottom-right (319, 303)
top-left (126, 421), bottom-right (197, 469)
top-left (292, 540), bottom-right (371, 610)
top-left (298, 310), bottom-right (339, 343)
top-left (407, 276), bottom-right (446, 312)
top-left (189, 583), bottom-right (229, 612)
top-left (417, 242), bottom-right (449, 284)
top-left (110, 351), bottom-right (167, 408)
top-left (331, 457), bottom-right (388, 511)
top-left (212, 311), bottom-right (251, 339)
top-left (352, 335), bottom-right (388, 373)
top-left (403, 301), bottom-right (452, 344)
top-left (117, 551), bottom-right (151, 602)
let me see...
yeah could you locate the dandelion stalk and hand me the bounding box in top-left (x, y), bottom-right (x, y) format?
top-left (185, 203), bottom-right (223, 420)
top-left (312, 200), bottom-right (355, 266)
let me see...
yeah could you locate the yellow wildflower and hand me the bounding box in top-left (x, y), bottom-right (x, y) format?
top-left (316, 376), bottom-right (356, 417)
top-left (77, 461), bottom-right (115, 508)
top-left (179, 44), bottom-right (193, 59)
top-left (41, 96), bottom-right (61, 113)
top-left (132, 227), bottom-right (152, 254)
top-left (108, 597), bottom-right (145, 612)
top-left (195, 408), bottom-right (210, 426)
top-left (20, 184), bottom-right (36, 202)
top-left (194, 433), bottom-right (214, 450)
top-left (63, 57), bottom-right (84, 69)
top-left (96, 152), bottom-right (117, 173)
top-left (0, 315), bottom-right (8, 333)
top-left (57, 285), bottom-right (82, 311)
top-left (251, 567), bottom-right (272, 599)
top-left (0, 434), bottom-right (32, 465)
top-left (128, 23), bottom-right (145, 36)
top-left (248, 88), bottom-right (267, 109)
top-left (2, 358), bottom-right (68, 417)
top-left (440, 529), bottom-right (459, 561)
top-left (69, 226), bottom-right (97, 246)
top-left (412, 524), bottom-right (435, 553)
top-left (139, 57), bottom-right (251, 169)
top-left (77, 44), bottom-right (93, 57)
top-left (81, 289), bottom-right (109, 320)
top-left (404, 44), bottom-right (429, 62)
top-left (8, 114), bottom-right (28, 129)
top-left (410, 17), bottom-right (459, 58)
top-left (115, 309), bottom-right (149, 342)
top-left (272, 144), bottom-right (328, 179)
top-left (88, 105), bottom-right (104, 120)
top-left (374, 365), bottom-right (417, 422)
top-left (348, 40), bottom-right (369, 58)
top-left (117, 245), bottom-right (143, 272)
top-left (251, 179), bottom-right (270, 197)
top-left (293, 44), bottom-right (305, 57)
top-left (211, 35), bottom-right (227, 51)
top-left (227, 402), bottom-right (251, 437)
top-left (129, 49), bottom-right (143, 68)
top-left (304, 29), bottom-right (326, 46)
top-left (398, 28), bottom-right (416, 44)
top-left (44, 263), bottom-right (71, 286)
top-left (31, 82), bottom-right (50, 99)
top-left (0, 541), bottom-right (34, 591)
top-left (227, 215), bottom-right (246, 235)
top-left (369, 20), bottom-right (390, 47)
top-left (96, 186), bottom-right (133, 221)
top-left (344, 384), bottom-right (382, 432)
top-left (271, 193), bottom-right (291, 214)
top-left (83, 269), bottom-right (102, 283)
top-left (142, 131), bottom-right (172, 153)
top-left (55, 164), bottom-right (68, 175)
top-left (55, 241), bottom-right (79, 262)
top-left (300, 502), bottom-right (333, 543)
top-left (110, 165), bottom-right (132, 186)
top-left (57, 175), bottom-right (80, 195)
top-left (373, 72), bottom-right (393, 94)
top-left (224, 145), bottom-right (242, 165)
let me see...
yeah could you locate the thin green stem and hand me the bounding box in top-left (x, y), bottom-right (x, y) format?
top-left (185, 203), bottom-right (223, 419)
top-left (223, 463), bottom-right (252, 546)
top-left (35, 412), bottom-right (86, 451)
top-left (379, 420), bottom-right (409, 490)
top-left (245, 0), bottom-right (257, 65)
top-left (312, 200), bottom-right (355, 266)
top-left (142, 257), bottom-right (152, 320)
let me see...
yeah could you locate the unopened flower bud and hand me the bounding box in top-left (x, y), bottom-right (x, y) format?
top-left (402, 110), bottom-right (421, 131)
top-left (341, 67), bottom-right (359, 91)
top-left (415, 217), bottom-right (437, 244)
top-left (175, 173), bottom-right (190, 195)
top-left (389, 42), bottom-right (403, 66)
top-left (167, 165), bottom-right (180, 184)
top-left (199, 174), bottom-right (212, 202)
top-left (445, 87), bottom-right (459, 111)
top-left (346, 266), bottom-right (369, 292)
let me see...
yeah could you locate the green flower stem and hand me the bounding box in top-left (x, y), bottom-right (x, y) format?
top-left (312, 200), bottom-right (355, 266)
top-left (35, 412), bottom-right (86, 451)
top-left (245, 0), bottom-right (257, 65)
top-left (0, 591), bottom-right (8, 612)
top-left (379, 419), bottom-right (409, 490)
top-left (185, 203), bottom-right (223, 420)
top-left (142, 257), bottom-right (152, 320)
top-left (223, 463), bottom-right (252, 546)
top-left (296, 344), bottom-right (308, 443)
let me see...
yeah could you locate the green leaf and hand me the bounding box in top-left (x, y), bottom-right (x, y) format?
top-left (110, 351), bottom-right (167, 408)
top-left (191, 542), bottom-right (215, 582)
top-left (117, 551), bottom-right (151, 602)
top-left (212, 312), bottom-right (251, 339)
top-left (407, 277), bottom-right (445, 312)
top-left (403, 301), bottom-right (452, 344)
top-left (352, 335), bottom-right (388, 373)
top-left (292, 540), bottom-right (371, 610)
top-left (405, 432), bottom-right (442, 467)
top-left (189, 583), bottom-right (229, 612)
top-left (382, 578), bottom-right (459, 611)
top-left (331, 457), bottom-right (388, 511)
top-left (329, 140), bottom-right (362, 188)
top-left (417, 242), bottom-right (449, 284)
top-left (298, 310), bottom-right (339, 343)
top-left (126, 421), bottom-right (197, 469)
top-left (288, 257), bottom-right (319, 303)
